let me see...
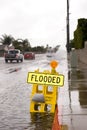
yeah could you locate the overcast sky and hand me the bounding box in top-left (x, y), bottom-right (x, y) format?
top-left (0, 0), bottom-right (87, 48)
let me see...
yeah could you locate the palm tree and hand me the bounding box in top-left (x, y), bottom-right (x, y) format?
top-left (0, 34), bottom-right (14, 46)
top-left (13, 38), bottom-right (31, 51)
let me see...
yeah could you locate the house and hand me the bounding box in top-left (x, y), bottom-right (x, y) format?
top-left (0, 45), bottom-right (15, 56)
top-left (0, 45), bottom-right (5, 50)
top-left (0, 45), bottom-right (5, 57)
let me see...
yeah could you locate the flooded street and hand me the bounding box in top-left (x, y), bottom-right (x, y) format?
top-left (0, 54), bottom-right (55, 130)
top-left (1, 50), bottom-right (87, 130)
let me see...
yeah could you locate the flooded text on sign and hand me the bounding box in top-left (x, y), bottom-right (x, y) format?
top-left (27, 72), bottom-right (64, 86)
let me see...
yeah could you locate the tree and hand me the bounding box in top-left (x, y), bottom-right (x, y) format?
top-left (73, 18), bottom-right (87, 49)
top-left (74, 27), bottom-right (83, 49)
top-left (22, 39), bottom-right (31, 51)
top-left (0, 34), bottom-right (14, 45)
top-left (31, 46), bottom-right (46, 53)
top-left (13, 40), bottom-right (21, 50)
top-left (70, 39), bottom-right (75, 48)
top-left (13, 38), bottom-right (31, 52)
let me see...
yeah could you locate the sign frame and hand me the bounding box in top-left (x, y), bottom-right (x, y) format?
top-left (27, 72), bottom-right (64, 87)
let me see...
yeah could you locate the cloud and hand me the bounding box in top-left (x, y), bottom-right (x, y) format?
top-left (0, 0), bottom-right (67, 47)
top-left (0, 0), bottom-right (87, 47)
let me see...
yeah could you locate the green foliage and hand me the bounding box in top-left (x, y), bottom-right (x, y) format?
top-left (0, 34), bottom-right (14, 45)
top-left (70, 39), bottom-right (75, 48)
top-left (74, 27), bottom-right (83, 49)
top-left (0, 34), bottom-right (47, 53)
top-left (73, 18), bottom-right (87, 49)
top-left (13, 39), bottom-right (31, 52)
top-left (31, 46), bottom-right (46, 53)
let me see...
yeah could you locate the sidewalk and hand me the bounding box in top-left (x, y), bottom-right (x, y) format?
top-left (52, 49), bottom-right (87, 130)
top-left (58, 51), bottom-right (87, 130)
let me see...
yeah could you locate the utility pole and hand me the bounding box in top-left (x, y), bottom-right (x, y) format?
top-left (66, 0), bottom-right (70, 53)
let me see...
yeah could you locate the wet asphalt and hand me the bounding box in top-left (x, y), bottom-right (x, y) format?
top-left (0, 54), bottom-right (54, 130)
top-left (0, 52), bottom-right (87, 130)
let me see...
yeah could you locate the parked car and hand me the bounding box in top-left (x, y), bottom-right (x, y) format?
top-left (4, 49), bottom-right (23, 63)
top-left (24, 52), bottom-right (35, 60)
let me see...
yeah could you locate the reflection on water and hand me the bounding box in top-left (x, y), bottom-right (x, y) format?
top-left (61, 125), bottom-right (68, 130)
top-left (70, 68), bottom-right (87, 107)
top-left (29, 113), bottom-right (54, 130)
top-left (64, 67), bottom-right (87, 130)
top-left (28, 109), bottom-right (69, 130)
top-left (79, 84), bottom-right (87, 107)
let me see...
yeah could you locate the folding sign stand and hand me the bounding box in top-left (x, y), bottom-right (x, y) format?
top-left (27, 60), bottom-right (64, 113)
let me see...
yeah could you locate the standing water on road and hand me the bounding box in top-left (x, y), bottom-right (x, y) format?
top-left (0, 54), bottom-right (55, 130)
top-left (0, 48), bottom-right (69, 130)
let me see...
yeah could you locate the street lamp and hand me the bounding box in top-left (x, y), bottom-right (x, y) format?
top-left (66, 0), bottom-right (70, 53)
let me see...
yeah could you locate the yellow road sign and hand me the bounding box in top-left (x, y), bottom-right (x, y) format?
top-left (27, 72), bottom-right (64, 86)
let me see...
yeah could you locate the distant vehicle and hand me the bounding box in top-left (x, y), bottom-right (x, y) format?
top-left (46, 48), bottom-right (55, 57)
top-left (4, 49), bottom-right (23, 63)
top-left (46, 46), bottom-right (60, 58)
top-left (24, 52), bottom-right (35, 60)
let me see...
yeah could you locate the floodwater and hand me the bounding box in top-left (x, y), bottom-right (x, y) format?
top-left (0, 54), bottom-right (55, 130)
top-left (1, 50), bottom-right (87, 130)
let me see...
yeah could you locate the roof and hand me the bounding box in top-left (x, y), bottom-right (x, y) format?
top-left (0, 45), bottom-right (5, 50)
top-left (0, 45), bottom-right (15, 51)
